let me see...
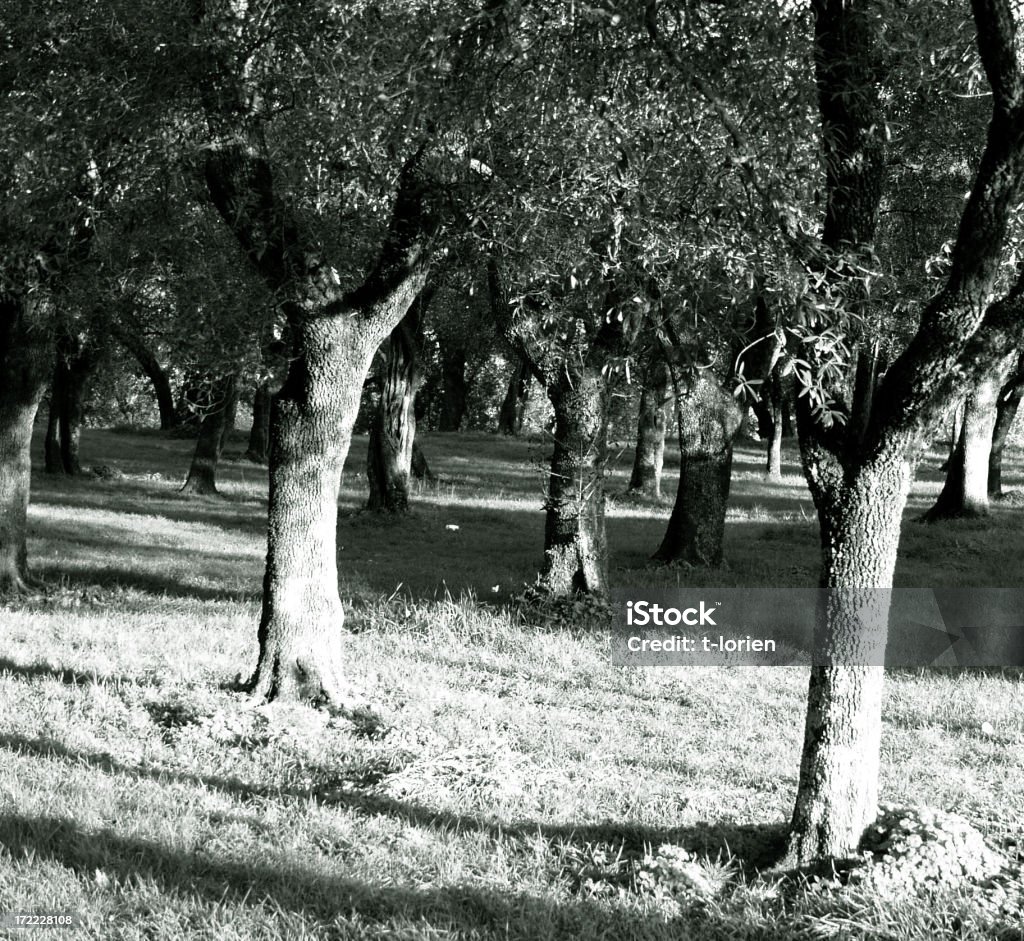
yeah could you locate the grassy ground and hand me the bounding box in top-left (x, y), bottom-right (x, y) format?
top-left (0, 425), bottom-right (1022, 939)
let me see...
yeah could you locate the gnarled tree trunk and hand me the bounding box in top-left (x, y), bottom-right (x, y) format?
top-left (111, 323), bottom-right (178, 431)
top-left (498, 354), bottom-right (531, 435)
top-left (789, 454), bottom-right (911, 861)
top-left (366, 302), bottom-right (422, 513)
top-left (923, 354), bottom-right (1015, 520)
top-left (654, 374), bottom-right (742, 566)
top-left (539, 361), bottom-right (609, 595)
top-left (0, 295), bottom-right (52, 594)
top-left (181, 375), bottom-right (238, 496)
top-left (439, 343), bottom-right (467, 432)
top-left (245, 379), bottom-right (272, 463)
top-left (988, 356), bottom-right (1024, 497)
top-left (628, 356), bottom-right (671, 498)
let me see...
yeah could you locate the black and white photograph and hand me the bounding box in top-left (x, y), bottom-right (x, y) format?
top-left (1, 1), bottom-right (1023, 937)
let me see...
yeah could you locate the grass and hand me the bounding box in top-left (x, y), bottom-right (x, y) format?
top-left (0, 425), bottom-right (1021, 939)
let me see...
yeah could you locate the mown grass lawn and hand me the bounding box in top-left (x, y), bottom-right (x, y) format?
top-left (0, 425), bottom-right (1021, 939)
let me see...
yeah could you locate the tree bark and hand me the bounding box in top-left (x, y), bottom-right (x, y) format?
top-left (922, 354), bottom-right (1015, 520)
top-left (539, 361), bottom-right (610, 595)
top-left (366, 303), bottom-right (421, 513)
top-left (789, 454), bottom-right (911, 863)
top-left (788, 0), bottom-right (1024, 865)
top-left (181, 375), bottom-right (237, 496)
top-left (245, 380), bottom-right (272, 463)
top-left (628, 356), bottom-right (671, 498)
top-left (988, 354), bottom-right (1024, 497)
top-left (0, 295), bottom-right (52, 594)
top-left (195, 36), bottom-right (440, 701)
top-left (498, 354), bottom-right (531, 435)
top-left (438, 343), bottom-right (468, 431)
top-left (653, 374), bottom-right (743, 566)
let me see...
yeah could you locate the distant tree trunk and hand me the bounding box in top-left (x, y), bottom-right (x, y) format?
top-left (988, 355), bottom-right (1024, 497)
top-left (0, 295), bottom-right (52, 594)
top-left (44, 374), bottom-right (65, 475)
top-left (654, 374), bottom-right (743, 566)
top-left (765, 372), bottom-right (785, 479)
top-left (111, 324), bottom-right (178, 431)
top-left (44, 333), bottom-right (95, 476)
top-left (245, 380), bottom-right (272, 463)
top-left (367, 304), bottom-right (420, 513)
top-left (923, 355), bottom-right (1015, 520)
top-left (411, 441), bottom-right (434, 481)
top-left (181, 375), bottom-right (237, 496)
top-left (498, 355), bottom-right (531, 435)
top-left (628, 357), bottom-right (671, 497)
top-left (539, 362), bottom-right (610, 595)
top-left (439, 344), bottom-right (467, 431)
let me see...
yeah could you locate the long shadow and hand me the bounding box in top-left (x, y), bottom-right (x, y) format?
top-left (0, 812), bottom-right (702, 938)
top-left (0, 731), bottom-right (788, 874)
top-left (32, 568), bottom-right (258, 604)
top-left (0, 658), bottom-right (141, 688)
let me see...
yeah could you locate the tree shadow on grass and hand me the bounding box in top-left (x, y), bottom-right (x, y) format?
top-left (0, 811), bottom-right (699, 939)
top-left (30, 567), bottom-right (258, 604)
top-left (0, 658), bottom-right (140, 688)
top-left (0, 731), bottom-right (788, 877)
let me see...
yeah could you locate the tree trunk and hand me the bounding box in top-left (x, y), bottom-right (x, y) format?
top-left (653, 374), bottom-right (743, 566)
top-left (789, 454), bottom-right (910, 862)
top-left (43, 333), bottom-right (94, 476)
top-left (539, 362), bottom-right (610, 595)
top-left (439, 344), bottom-right (467, 432)
top-left (988, 355), bottom-right (1024, 497)
top-left (923, 356), bottom-right (1014, 520)
top-left (366, 307), bottom-right (419, 513)
top-left (251, 319), bottom-right (382, 703)
top-left (766, 372), bottom-right (784, 479)
top-left (0, 297), bottom-right (52, 594)
top-left (628, 357), bottom-right (671, 497)
top-left (181, 376), bottom-right (237, 496)
top-left (44, 373), bottom-right (64, 475)
top-left (498, 355), bottom-right (531, 435)
top-left (245, 380), bottom-right (272, 463)
top-left (111, 324), bottom-right (178, 430)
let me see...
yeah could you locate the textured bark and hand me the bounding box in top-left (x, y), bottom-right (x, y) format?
top-left (653, 374), bottom-right (742, 566)
top-left (789, 0), bottom-right (1024, 864)
top-left (181, 375), bottom-right (237, 496)
top-left (628, 356), bottom-right (671, 498)
top-left (245, 380), bottom-right (272, 463)
top-left (539, 362), bottom-right (610, 595)
top-left (989, 360), bottom-right (1024, 496)
top-left (438, 344), bottom-right (468, 432)
top-left (0, 295), bottom-right (52, 594)
top-left (923, 355), bottom-right (1015, 520)
top-left (789, 455), bottom-right (911, 862)
top-left (850, 342), bottom-right (883, 449)
top-left (367, 306), bottom-right (420, 513)
top-left (111, 324), bottom-right (178, 430)
top-left (196, 40), bottom-right (439, 702)
top-left (498, 355), bottom-right (531, 435)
